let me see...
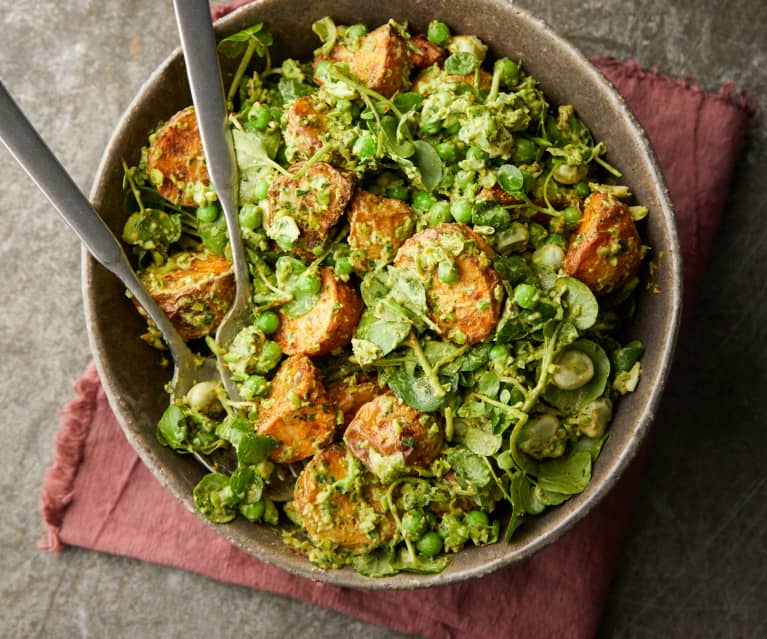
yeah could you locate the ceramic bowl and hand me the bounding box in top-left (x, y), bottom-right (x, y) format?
top-left (85, 0), bottom-right (682, 589)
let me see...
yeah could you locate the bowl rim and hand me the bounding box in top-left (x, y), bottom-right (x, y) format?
top-left (84, 0), bottom-right (683, 589)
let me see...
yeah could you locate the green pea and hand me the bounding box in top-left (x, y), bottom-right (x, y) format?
top-left (438, 261), bottom-right (459, 284)
top-left (472, 205), bottom-right (510, 229)
top-left (353, 134), bottom-right (376, 159)
top-left (255, 311), bottom-right (279, 335)
top-left (435, 141), bottom-right (457, 163)
top-left (416, 531), bottom-right (444, 557)
top-left (564, 205), bottom-right (582, 227)
top-left (196, 204), bottom-right (220, 223)
top-left (335, 256), bottom-right (354, 277)
top-left (427, 20), bottom-right (451, 46)
top-left (466, 146), bottom-right (487, 163)
top-left (489, 344), bottom-right (509, 361)
top-left (296, 273), bottom-right (322, 295)
top-left (420, 119), bottom-right (442, 136)
top-left (512, 137), bottom-right (536, 164)
top-left (574, 181), bottom-right (591, 198)
top-left (455, 170), bottom-right (474, 189)
top-left (240, 374), bottom-right (269, 400)
top-left (239, 500), bottom-right (266, 522)
top-left (514, 283), bottom-right (538, 309)
top-left (345, 23), bottom-right (368, 39)
top-left (257, 341), bottom-right (283, 372)
top-left (239, 204), bottom-right (261, 230)
top-left (611, 340), bottom-right (645, 372)
top-left (495, 57), bottom-right (520, 86)
top-left (445, 122), bottom-right (461, 136)
top-left (248, 104), bottom-right (271, 131)
top-left (494, 255), bottom-right (531, 285)
top-left (412, 190), bottom-right (436, 212)
top-left (465, 510), bottom-right (489, 528)
top-left (401, 510), bottom-right (428, 540)
top-left (450, 199), bottom-right (473, 224)
top-left (546, 233), bottom-right (567, 248)
top-left (253, 179), bottom-right (270, 202)
top-left (429, 200), bottom-right (452, 226)
top-left (528, 222), bottom-right (548, 248)
top-left (386, 185), bottom-right (409, 201)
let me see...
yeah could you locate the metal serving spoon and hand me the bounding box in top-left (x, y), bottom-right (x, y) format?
top-left (0, 81), bottom-right (217, 403)
top-left (172, 0), bottom-right (253, 402)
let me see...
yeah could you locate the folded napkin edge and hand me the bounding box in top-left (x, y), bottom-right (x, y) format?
top-left (39, 361), bottom-right (100, 552)
top-left (593, 55), bottom-right (759, 116)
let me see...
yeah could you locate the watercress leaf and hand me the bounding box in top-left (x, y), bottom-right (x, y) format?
top-left (395, 548), bottom-right (452, 574)
top-left (543, 339), bottom-right (611, 413)
top-left (534, 485), bottom-right (571, 506)
top-left (217, 23), bottom-right (267, 58)
top-left (236, 433), bottom-right (278, 466)
top-left (505, 472), bottom-right (534, 540)
top-left (198, 214), bottom-right (229, 256)
top-left (444, 51), bottom-right (479, 76)
top-left (380, 115), bottom-right (415, 158)
top-left (393, 92), bottom-right (424, 112)
top-left (387, 366), bottom-right (453, 412)
top-left (277, 76), bottom-right (314, 102)
top-left (351, 549), bottom-right (400, 577)
top-left (229, 465), bottom-right (255, 498)
top-left (536, 450), bottom-right (592, 495)
top-left (312, 16), bottom-right (338, 57)
top-left (563, 277), bottom-right (599, 330)
top-left (573, 433), bottom-right (609, 461)
top-left (193, 473), bottom-right (238, 523)
top-left (353, 310), bottom-right (411, 361)
top-left (460, 344), bottom-right (492, 372)
top-left (156, 404), bottom-right (188, 450)
top-left (214, 413), bottom-right (252, 448)
top-left (412, 140), bottom-right (443, 191)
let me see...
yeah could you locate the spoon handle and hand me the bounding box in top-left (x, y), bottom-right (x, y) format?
top-left (0, 81), bottom-right (194, 365)
top-left (172, 0), bottom-right (250, 308)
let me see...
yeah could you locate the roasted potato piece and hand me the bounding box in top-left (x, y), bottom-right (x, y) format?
top-left (317, 23), bottom-right (412, 98)
top-left (266, 161), bottom-right (355, 257)
top-left (564, 192), bottom-right (643, 295)
top-left (395, 224), bottom-right (502, 345)
top-left (327, 373), bottom-right (381, 427)
top-left (344, 394), bottom-right (443, 483)
top-left (410, 34), bottom-right (446, 69)
top-left (274, 267), bottom-right (363, 356)
top-left (137, 251), bottom-right (233, 341)
top-left (284, 95), bottom-right (329, 161)
top-left (348, 190), bottom-right (416, 272)
top-left (255, 354), bottom-right (335, 464)
top-left (293, 444), bottom-right (395, 551)
top-left (146, 106), bottom-right (210, 207)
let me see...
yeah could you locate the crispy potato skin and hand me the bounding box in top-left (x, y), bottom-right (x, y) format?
top-left (348, 190), bottom-right (415, 272)
top-left (284, 95), bottom-right (328, 160)
top-left (395, 224), bottom-right (502, 345)
top-left (410, 34), bottom-right (446, 69)
top-left (318, 24), bottom-right (412, 98)
top-left (146, 107), bottom-right (209, 207)
top-left (564, 192), bottom-right (643, 295)
top-left (327, 374), bottom-right (381, 428)
top-left (255, 355), bottom-right (336, 464)
top-left (266, 161), bottom-right (355, 257)
top-left (344, 393), bottom-right (443, 471)
top-left (274, 267), bottom-right (363, 357)
top-left (293, 444), bottom-right (395, 550)
top-left (137, 251), bottom-right (233, 341)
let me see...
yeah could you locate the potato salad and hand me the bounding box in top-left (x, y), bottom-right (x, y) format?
top-left (121, 17), bottom-right (648, 576)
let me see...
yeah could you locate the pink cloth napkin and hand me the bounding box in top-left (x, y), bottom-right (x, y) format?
top-left (39, 7), bottom-right (755, 638)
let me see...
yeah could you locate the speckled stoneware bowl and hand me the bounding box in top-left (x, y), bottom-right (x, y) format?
top-left (85, 0), bottom-right (682, 589)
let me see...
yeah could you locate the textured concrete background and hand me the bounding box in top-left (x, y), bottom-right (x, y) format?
top-left (0, 1), bottom-right (764, 637)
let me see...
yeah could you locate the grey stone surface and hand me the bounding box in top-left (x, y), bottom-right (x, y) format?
top-left (0, 1), bottom-right (763, 637)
